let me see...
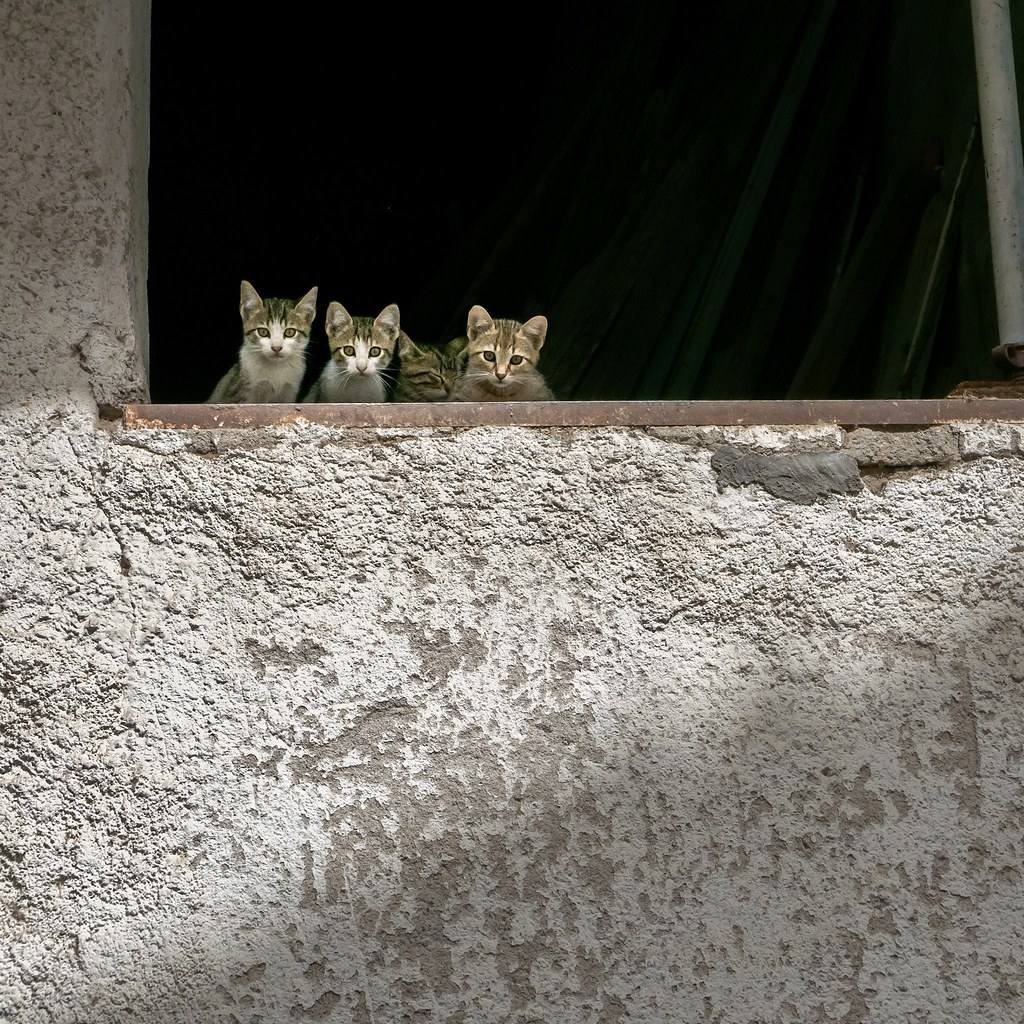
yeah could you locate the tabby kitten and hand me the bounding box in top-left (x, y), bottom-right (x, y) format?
top-left (303, 302), bottom-right (402, 403)
top-left (207, 280), bottom-right (318, 404)
top-left (447, 305), bottom-right (554, 401)
top-left (393, 335), bottom-right (468, 402)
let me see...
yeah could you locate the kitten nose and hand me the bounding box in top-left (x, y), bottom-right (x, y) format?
top-left (495, 369), bottom-right (507, 381)
top-left (271, 343), bottom-right (283, 353)
top-left (356, 358), bottom-right (368, 373)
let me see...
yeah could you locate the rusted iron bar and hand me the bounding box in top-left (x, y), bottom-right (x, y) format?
top-left (122, 399), bottom-right (1024, 431)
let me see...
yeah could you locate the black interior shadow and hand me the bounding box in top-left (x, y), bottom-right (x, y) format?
top-left (148, 2), bottom-right (997, 405)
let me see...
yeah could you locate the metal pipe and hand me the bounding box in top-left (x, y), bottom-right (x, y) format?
top-left (971, 0), bottom-right (1024, 348)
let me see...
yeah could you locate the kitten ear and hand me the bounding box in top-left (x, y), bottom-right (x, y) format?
top-left (398, 333), bottom-right (424, 359)
top-left (240, 280), bottom-right (264, 320)
top-left (292, 286), bottom-right (319, 327)
top-left (519, 315), bottom-right (548, 351)
top-left (374, 304), bottom-right (401, 344)
top-left (325, 301), bottom-right (353, 340)
top-left (467, 305), bottom-right (493, 342)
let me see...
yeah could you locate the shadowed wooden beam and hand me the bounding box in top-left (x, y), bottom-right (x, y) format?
top-left (660, 0), bottom-right (839, 399)
top-left (785, 163), bottom-right (937, 398)
top-left (696, 0), bottom-right (884, 400)
top-left (890, 124), bottom-right (980, 398)
top-left (546, 2), bottom-right (812, 401)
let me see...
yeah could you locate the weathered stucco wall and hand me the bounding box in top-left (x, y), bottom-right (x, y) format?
top-left (1, 0), bottom-right (149, 411)
top-left (2, 3), bottom-right (1024, 1023)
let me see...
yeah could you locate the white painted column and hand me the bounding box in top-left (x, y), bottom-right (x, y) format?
top-left (971, 0), bottom-right (1024, 347)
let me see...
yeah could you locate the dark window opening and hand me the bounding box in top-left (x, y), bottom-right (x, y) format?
top-left (148, 1), bottom-right (1003, 407)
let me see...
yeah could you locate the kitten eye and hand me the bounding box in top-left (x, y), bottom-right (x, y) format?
top-left (369, 346), bottom-right (381, 357)
top-left (257, 327), bottom-right (270, 338)
top-left (284, 328), bottom-right (297, 338)
top-left (482, 351), bottom-right (496, 362)
top-left (509, 355), bottom-right (524, 365)
top-left (343, 346), bottom-right (355, 356)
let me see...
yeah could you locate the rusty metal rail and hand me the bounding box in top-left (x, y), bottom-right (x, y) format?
top-left (123, 399), bottom-right (1024, 431)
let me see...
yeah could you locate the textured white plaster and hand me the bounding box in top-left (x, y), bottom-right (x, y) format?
top-left (845, 425), bottom-right (959, 466)
top-left (720, 422), bottom-right (846, 450)
top-left (5, 413), bottom-right (1024, 1023)
top-left (0, 0), bottom-right (148, 410)
top-left (956, 420), bottom-right (1024, 457)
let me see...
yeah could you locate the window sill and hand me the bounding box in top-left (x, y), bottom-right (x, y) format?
top-left (122, 398), bottom-right (1024, 430)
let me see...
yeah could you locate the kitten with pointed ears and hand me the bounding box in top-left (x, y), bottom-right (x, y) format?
top-left (447, 305), bottom-right (554, 401)
top-left (393, 335), bottom-right (468, 402)
top-left (303, 302), bottom-right (403, 402)
top-left (207, 280), bottom-right (318, 403)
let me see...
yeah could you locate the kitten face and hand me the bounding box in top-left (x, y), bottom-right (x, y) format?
top-left (240, 280), bottom-right (317, 363)
top-left (325, 302), bottom-right (400, 385)
top-left (461, 304), bottom-right (547, 395)
top-left (395, 335), bottom-right (467, 401)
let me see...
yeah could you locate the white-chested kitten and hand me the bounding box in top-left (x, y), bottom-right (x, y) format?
top-left (303, 302), bottom-right (403, 402)
top-left (207, 280), bottom-right (318, 403)
top-left (448, 305), bottom-right (554, 401)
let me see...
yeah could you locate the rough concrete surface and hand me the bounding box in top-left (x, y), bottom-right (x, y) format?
top-left (3, 2), bottom-right (1024, 1023)
top-left (5, 408), bottom-right (1024, 1024)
